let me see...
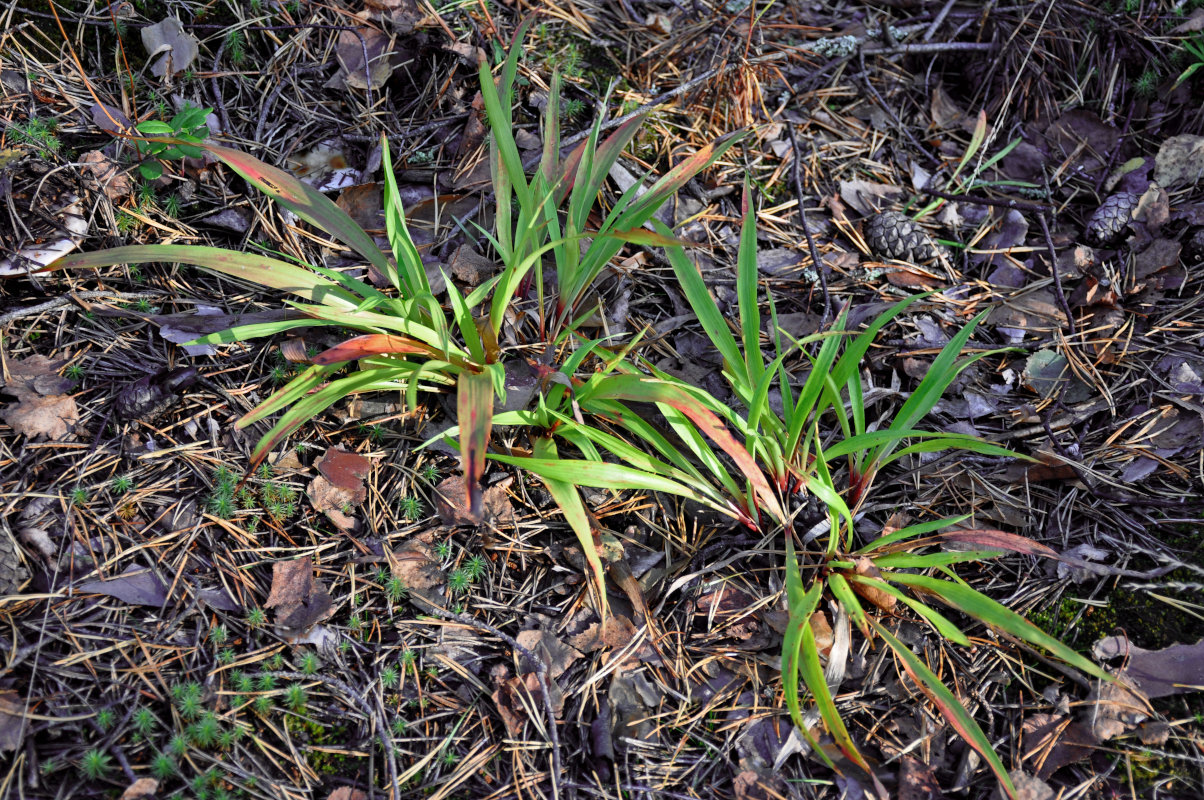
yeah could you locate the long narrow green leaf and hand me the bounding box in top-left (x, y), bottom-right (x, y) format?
top-left (872, 312), bottom-right (991, 465)
top-left (799, 619), bottom-right (873, 774)
top-left (246, 367), bottom-right (412, 468)
top-left (780, 542), bottom-right (833, 769)
top-left (872, 551), bottom-right (1004, 569)
top-left (826, 573), bottom-right (868, 636)
top-left (659, 224), bottom-right (744, 386)
top-left (196, 141), bottom-right (394, 279)
top-left (488, 454), bottom-right (716, 506)
top-left (586, 375), bottom-right (785, 523)
top-left (186, 318), bottom-right (334, 346)
top-left (869, 618), bottom-right (1017, 800)
top-left (531, 436), bottom-right (610, 617)
top-left (846, 575), bottom-right (971, 646)
top-left (236, 364), bottom-right (341, 428)
top-left (45, 245), bottom-right (360, 310)
top-left (380, 134), bottom-right (430, 297)
top-left (884, 572), bottom-right (1111, 681)
top-left (854, 515), bottom-right (969, 555)
top-left (478, 28), bottom-right (530, 210)
top-left (736, 182), bottom-right (763, 391)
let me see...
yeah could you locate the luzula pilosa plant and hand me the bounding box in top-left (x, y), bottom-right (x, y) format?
top-left (21, 23), bottom-right (1111, 800)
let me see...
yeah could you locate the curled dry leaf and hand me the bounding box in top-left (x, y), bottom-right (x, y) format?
top-left (329, 28), bottom-right (395, 91)
top-left (77, 566), bottom-right (169, 607)
top-left (316, 446), bottom-right (371, 501)
top-left (80, 150), bottom-right (134, 201)
top-left (389, 531), bottom-right (446, 608)
top-left (1154, 134), bottom-right (1204, 190)
top-left (140, 17), bottom-right (199, 78)
top-left (120, 778), bottom-right (160, 800)
top-left (515, 627), bottom-right (583, 681)
top-left (308, 446), bottom-right (372, 531)
top-left (306, 477), bottom-right (359, 532)
top-left (434, 475), bottom-right (514, 526)
top-left (851, 557), bottom-right (896, 612)
top-left (0, 355), bottom-right (78, 440)
top-left (325, 788), bottom-right (367, 800)
top-left (264, 556), bottom-right (333, 633)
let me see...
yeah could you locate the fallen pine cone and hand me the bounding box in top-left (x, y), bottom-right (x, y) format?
top-left (865, 211), bottom-right (950, 264)
top-left (1084, 191), bottom-right (1138, 247)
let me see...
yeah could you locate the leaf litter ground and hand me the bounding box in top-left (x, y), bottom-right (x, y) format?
top-left (2, 2), bottom-right (1204, 799)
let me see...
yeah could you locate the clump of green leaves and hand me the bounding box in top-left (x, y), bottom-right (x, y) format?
top-left (462, 554), bottom-right (488, 581)
top-left (110, 474), bottom-right (134, 494)
top-left (150, 752), bottom-right (176, 779)
top-left (261, 481), bottom-right (297, 521)
top-left (298, 652), bottom-right (319, 675)
top-left (447, 568), bottom-right (471, 595)
top-left (189, 711), bottom-right (222, 748)
top-left (245, 606), bottom-right (266, 628)
top-left (132, 707), bottom-right (157, 737)
top-left (132, 104), bottom-right (213, 180)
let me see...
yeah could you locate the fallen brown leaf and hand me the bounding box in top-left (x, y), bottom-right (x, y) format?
top-left (325, 788), bottom-right (367, 800)
top-left (316, 446), bottom-right (372, 497)
top-left (264, 556), bottom-right (333, 633)
top-left (434, 475), bottom-right (514, 526)
top-left (515, 627), bottom-right (582, 681)
top-left (80, 150), bottom-right (134, 201)
top-left (0, 690), bottom-right (24, 752)
top-left (306, 476), bottom-right (359, 532)
top-left (899, 755), bottom-right (945, 800)
top-left (1, 355), bottom-right (78, 440)
top-left (850, 557), bottom-right (897, 612)
top-left (120, 778), bottom-right (159, 800)
top-left (390, 531), bottom-right (446, 606)
top-left (1093, 635), bottom-right (1204, 700)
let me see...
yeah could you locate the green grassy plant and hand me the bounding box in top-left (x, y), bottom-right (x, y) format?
top-left (35, 21), bottom-right (737, 604)
top-left (480, 185), bottom-right (1111, 799)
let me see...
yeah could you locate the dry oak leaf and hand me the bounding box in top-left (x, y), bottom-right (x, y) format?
top-left (316, 446), bottom-right (371, 500)
top-left (140, 17), bottom-right (199, 78)
top-left (306, 476), bottom-right (359, 532)
top-left (390, 531), bottom-right (446, 607)
top-left (1, 355), bottom-right (78, 440)
top-left (264, 556), bottom-right (333, 632)
top-left (434, 475), bottom-right (514, 526)
top-left (515, 628), bottom-right (582, 681)
top-left (80, 150), bottom-right (134, 201)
